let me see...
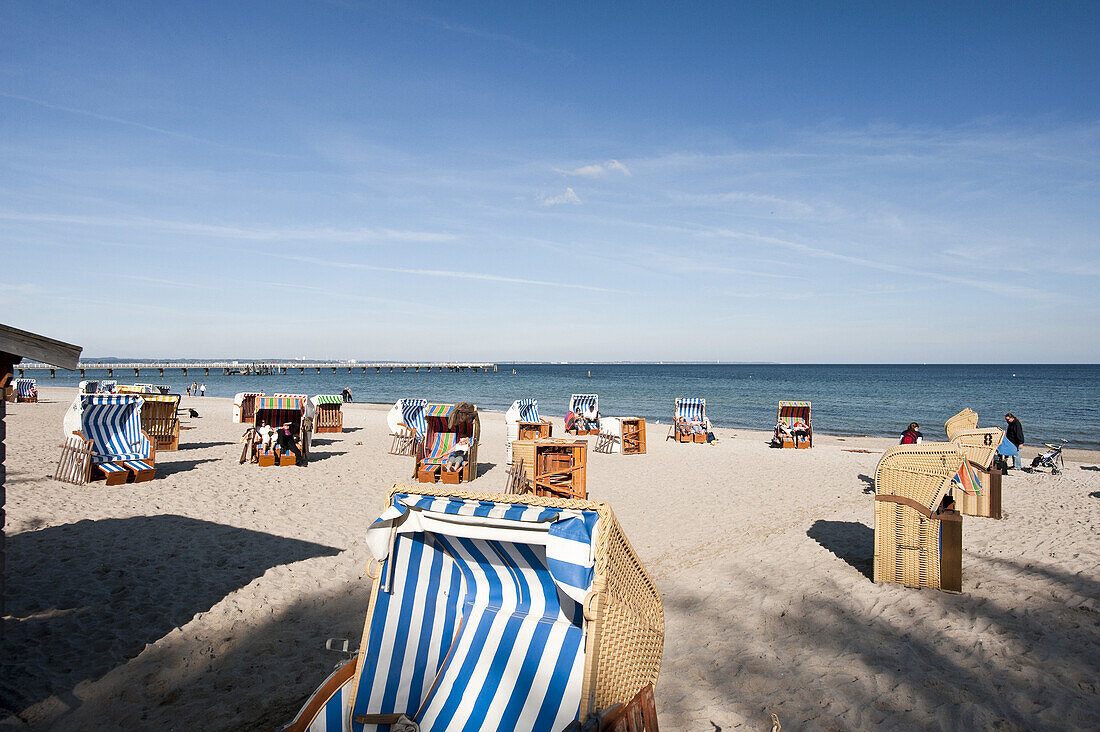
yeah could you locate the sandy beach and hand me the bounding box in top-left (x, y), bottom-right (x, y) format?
top-left (2, 386), bottom-right (1098, 730)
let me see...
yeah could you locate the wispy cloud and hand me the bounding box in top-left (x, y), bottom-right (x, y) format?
top-left (0, 92), bottom-right (291, 158)
top-left (0, 211), bottom-right (458, 244)
top-left (540, 188), bottom-right (582, 206)
top-left (262, 252), bottom-right (622, 293)
top-left (557, 159), bottom-right (631, 178)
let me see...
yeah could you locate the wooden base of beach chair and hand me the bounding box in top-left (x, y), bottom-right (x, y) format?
top-left (417, 464), bottom-right (440, 483)
top-left (518, 421), bottom-right (552, 441)
top-left (277, 450), bottom-right (297, 466)
top-left (955, 468), bottom-right (1002, 519)
top-left (566, 427), bottom-right (598, 437)
top-left (693, 431), bottom-right (706, 444)
top-left (595, 683), bottom-right (659, 731)
top-left (621, 418), bottom-right (646, 454)
top-left (97, 462), bottom-right (130, 486)
top-left (123, 460), bottom-right (156, 483)
top-left (441, 464), bottom-right (463, 484)
top-left (675, 431), bottom-right (692, 443)
top-left (257, 451), bottom-right (276, 467)
top-left (777, 435), bottom-right (812, 449)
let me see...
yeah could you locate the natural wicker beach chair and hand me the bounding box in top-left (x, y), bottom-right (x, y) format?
top-left (138, 393), bottom-right (181, 451)
top-left (275, 485), bottom-right (664, 732)
top-left (387, 398), bottom-right (427, 456)
top-left (12, 377), bottom-right (37, 403)
top-left (944, 408), bottom-right (979, 441)
top-left (311, 394), bottom-right (344, 433)
top-left (233, 391), bottom-right (265, 423)
top-left (413, 403), bottom-right (479, 483)
top-left (666, 398), bottom-right (708, 443)
top-left (873, 442), bottom-right (966, 592)
top-left (512, 438), bottom-right (588, 499)
top-left (566, 394), bottom-right (600, 436)
top-left (506, 398), bottom-right (552, 464)
top-left (949, 424), bottom-right (1006, 519)
top-left (773, 401), bottom-right (812, 448)
top-left (58, 394), bottom-right (157, 485)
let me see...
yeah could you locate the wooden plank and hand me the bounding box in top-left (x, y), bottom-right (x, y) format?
top-left (0, 325), bottom-right (82, 369)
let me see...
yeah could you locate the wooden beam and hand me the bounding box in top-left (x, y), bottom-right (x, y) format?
top-left (0, 324), bottom-right (82, 369)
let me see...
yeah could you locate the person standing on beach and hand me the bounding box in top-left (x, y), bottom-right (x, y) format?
top-left (200, 383), bottom-right (206, 397)
top-left (186, 384), bottom-right (191, 397)
top-left (1005, 413), bottom-right (1025, 469)
top-left (300, 413), bottom-right (312, 466)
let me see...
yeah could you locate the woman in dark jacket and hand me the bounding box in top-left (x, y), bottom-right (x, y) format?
top-left (1005, 413), bottom-right (1025, 469)
top-left (900, 423), bottom-right (923, 444)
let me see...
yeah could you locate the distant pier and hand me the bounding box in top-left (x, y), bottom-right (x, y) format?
top-left (16, 361), bottom-right (498, 378)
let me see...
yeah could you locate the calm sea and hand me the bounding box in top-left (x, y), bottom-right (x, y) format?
top-left (29, 363), bottom-right (1100, 449)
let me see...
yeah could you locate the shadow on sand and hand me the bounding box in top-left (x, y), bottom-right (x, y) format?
top-left (806, 519), bottom-right (874, 580)
top-left (1, 515), bottom-right (341, 715)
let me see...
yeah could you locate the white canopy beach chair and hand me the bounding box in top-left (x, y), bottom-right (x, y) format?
top-left (387, 398), bottom-right (427, 456)
top-left (667, 398), bottom-right (709, 443)
top-left (233, 391), bottom-right (266, 423)
top-left (566, 394), bottom-right (600, 435)
top-left (276, 485), bottom-right (664, 732)
top-left (505, 399), bottom-right (552, 464)
top-left (58, 394), bottom-right (156, 485)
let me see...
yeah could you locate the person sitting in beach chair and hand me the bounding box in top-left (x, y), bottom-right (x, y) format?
top-left (256, 421), bottom-right (274, 453)
top-left (444, 436), bottom-right (471, 472)
top-left (276, 421), bottom-right (306, 466)
top-left (581, 404), bottom-right (599, 432)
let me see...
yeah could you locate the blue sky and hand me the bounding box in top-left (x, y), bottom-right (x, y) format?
top-left (2, 1), bottom-right (1097, 362)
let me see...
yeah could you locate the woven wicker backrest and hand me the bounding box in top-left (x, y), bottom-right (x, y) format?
top-left (384, 484), bottom-right (664, 720)
top-left (951, 427), bottom-right (1005, 470)
top-left (875, 443), bottom-right (966, 513)
top-left (945, 408), bottom-right (979, 441)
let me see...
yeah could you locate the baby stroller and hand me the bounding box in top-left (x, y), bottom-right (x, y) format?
top-left (1030, 439), bottom-right (1067, 475)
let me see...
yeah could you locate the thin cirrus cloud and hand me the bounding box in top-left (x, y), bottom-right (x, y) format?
top-left (540, 187), bottom-right (582, 206)
top-left (0, 211), bottom-right (459, 244)
top-left (556, 159), bottom-right (631, 177)
top-left (263, 251), bottom-right (622, 293)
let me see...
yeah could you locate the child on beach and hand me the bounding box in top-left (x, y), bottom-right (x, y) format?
top-left (900, 423), bottom-right (923, 444)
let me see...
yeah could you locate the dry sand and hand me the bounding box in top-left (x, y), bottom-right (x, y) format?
top-left (2, 387), bottom-right (1098, 730)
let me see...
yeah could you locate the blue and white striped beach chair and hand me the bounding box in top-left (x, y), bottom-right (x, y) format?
top-left (389, 399), bottom-right (428, 456)
top-left (277, 486), bottom-right (664, 732)
top-left (566, 394), bottom-right (599, 435)
top-left (12, 378), bottom-right (37, 402)
top-left (667, 398), bottom-right (709, 443)
top-left (68, 394), bottom-right (156, 484)
top-left (506, 399), bottom-right (553, 464)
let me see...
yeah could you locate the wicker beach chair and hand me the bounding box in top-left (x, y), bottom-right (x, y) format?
top-left (773, 401), bottom-right (812, 448)
top-left (506, 399), bottom-right (553, 464)
top-left (275, 485), bottom-right (664, 732)
top-left (567, 394), bottom-right (600, 436)
top-left (58, 394), bottom-right (157, 485)
top-left (139, 393), bottom-right (182, 451)
top-left (248, 396), bottom-right (308, 467)
top-left (413, 403), bottom-right (479, 483)
top-left (12, 378), bottom-right (37, 403)
top-left (312, 394), bottom-right (344, 433)
top-left (512, 438), bottom-right (588, 499)
top-left (666, 398), bottom-right (708, 443)
top-left (233, 391), bottom-right (265, 423)
top-left (388, 398), bottom-right (427, 456)
top-left (949, 424), bottom-right (1006, 519)
top-left (873, 442), bottom-right (966, 592)
top-left (944, 408), bottom-right (979, 441)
